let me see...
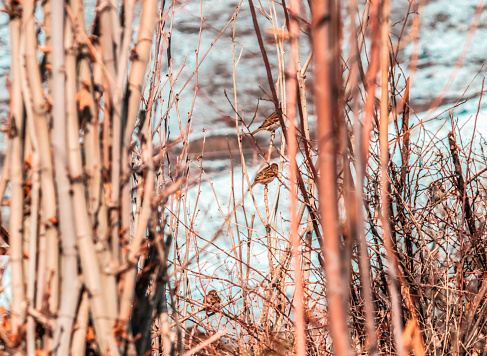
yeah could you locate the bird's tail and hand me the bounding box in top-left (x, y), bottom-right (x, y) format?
top-left (251, 128), bottom-right (262, 136)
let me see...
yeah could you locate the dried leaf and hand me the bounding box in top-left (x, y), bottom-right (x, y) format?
top-left (76, 87), bottom-right (92, 112)
top-left (105, 182), bottom-right (112, 196)
top-left (1, 314), bottom-right (12, 333)
top-left (8, 332), bottom-right (17, 344)
top-left (38, 46), bottom-right (51, 53)
top-left (35, 350), bottom-right (48, 356)
top-left (24, 153), bottom-right (33, 170)
top-left (113, 320), bottom-right (128, 345)
top-left (403, 318), bottom-right (415, 347)
top-left (118, 275), bottom-right (125, 291)
top-left (86, 326), bottom-right (95, 342)
top-left (402, 317), bottom-right (425, 356)
top-left (119, 227), bottom-right (127, 237)
top-left (23, 181), bottom-right (32, 196)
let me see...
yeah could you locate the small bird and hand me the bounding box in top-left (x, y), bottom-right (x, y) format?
top-left (205, 290), bottom-right (221, 309)
top-left (251, 163), bottom-right (279, 188)
top-left (428, 181), bottom-right (446, 203)
top-left (251, 111), bottom-right (281, 135)
top-left (204, 290), bottom-right (221, 317)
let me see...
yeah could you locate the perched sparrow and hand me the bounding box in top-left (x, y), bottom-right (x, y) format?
top-left (251, 163), bottom-right (279, 188)
top-left (428, 181), bottom-right (446, 203)
top-left (251, 111), bottom-right (281, 135)
top-left (205, 290), bottom-right (221, 309)
top-left (204, 290), bottom-right (221, 317)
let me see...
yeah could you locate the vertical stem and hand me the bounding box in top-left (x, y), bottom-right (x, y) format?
top-left (8, 1), bottom-right (25, 336)
top-left (35, 227), bottom-right (46, 310)
top-left (23, 0), bottom-right (59, 316)
top-left (99, 0), bottom-right (122, 267)
top-left (122, 0), bottom-right (158, 160)
top-left (21, 20), bottom-right (42, 354)
top-left (312, 0), bottom-right (352, 354)
top-left (287, 0), bottom-right (306, 354)
top-left (119, 4), bottom-right (158, 304)
top-left (248, 0), bottom-right (280, 108)
top-left (26, 150), bottom-right (39, 356)
top-left (361, 0), bottom-right (381, 162)
top-left (52, 2), bottom-right (80, 354)
top-left (119, 0), bottom-right (158, 325)
top-left (266, 132), bottom-right (275, 164)
top-left (302, 181), bottom-right (315, 326)
top-left (264, 185), bottom-right (269, 221)
top-left (65, 8), bottom-right (119, 353)
top-left (112, 0), bottom-right (136, 266)
top-left (70, 291), bottom-right (89, 356)
top-left (347, 0), bottom-right (378, 353)
top-left (380, 0), bottom-right (404, 354)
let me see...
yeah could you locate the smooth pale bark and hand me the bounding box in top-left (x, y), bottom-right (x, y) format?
top-left (19, 15), bottom-right (43, 354)
top-left (5, 1), bottom-right (161, 353)
top-left (65, 6), bottom-right (119, 353)
top-left (26, 153), bottom-right (39, 356)
top-left (122, 0), bottom-right (158, 150)
top-left (23, 0), bottom-right (59, 315)
top-left (74, 0), bottom-right (121, 332)
top-left (51, 2), bottom-right (81, 354)
top-left (119, 1), bottom-right (158, 260)
top-left (111, 0), bottom-right (135, 266)
top-left (99, 0), bottom-right (123, 268)
top-left (8, 4), bottom-right (25, 335)
top-left (70, 291), bottom-right (89, 356)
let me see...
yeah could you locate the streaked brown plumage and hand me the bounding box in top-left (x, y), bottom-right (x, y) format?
top-left (251, 111), bottom-right (281, 135)
top-left (205, 289), bottom-right (221, 315)
top-left (203, 289), bottom-right (221, 317)
top-left (205, 290), bottom-right (221, 309)
top-left (251, 163), bottom-right (279, 188)
top-left (428, 181), bottom-right (445, 203)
